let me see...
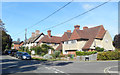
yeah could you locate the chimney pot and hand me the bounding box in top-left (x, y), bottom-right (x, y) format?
top-left (74, 25), bottom-right (80, 29)
top-left (35, 30), bottom-right (40, 36)
top-left (32, 32), bottom-right (35, 37)
top-left (47, 30), bottom-right (51, 37)
top-left (67, 30), bottom-right (71, 33)
top-left (83, 26), bottom-right (88, 29)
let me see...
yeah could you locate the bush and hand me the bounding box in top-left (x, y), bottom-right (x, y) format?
top-left (51, 51), bottom-right (60, 59)
top-left (97, 50), bottom-right (120, 60)
top-left (95, 47), bottom-right (104, 52)
top-left (76, 51), bottom-right (97, 56)
top-left (59, 54), bottom-right (65, 58)
top-left (30, 44), bottom-right (54, 56)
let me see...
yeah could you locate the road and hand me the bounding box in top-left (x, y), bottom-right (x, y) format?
top-left (1, 55), bottom-right (119, 74)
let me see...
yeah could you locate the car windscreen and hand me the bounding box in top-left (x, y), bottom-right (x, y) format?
top-left (23, 53), bottom-right (29, 55)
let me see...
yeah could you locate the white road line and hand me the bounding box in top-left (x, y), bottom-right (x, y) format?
top-left (45, 67), bottom-right (64, 73)
top-left (104, 66), bottom-right (118, 73)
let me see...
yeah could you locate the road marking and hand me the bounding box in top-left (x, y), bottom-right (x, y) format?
top-left (45, 67), bottom-right (64, 73)
top-left (104, 66), bottom-right (118, 73)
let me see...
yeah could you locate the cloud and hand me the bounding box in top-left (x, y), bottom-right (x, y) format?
top-left (82, 4), bottom-right (94, 10)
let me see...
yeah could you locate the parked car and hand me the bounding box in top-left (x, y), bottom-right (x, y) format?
top-left (15, 52), bottom-right (23, 58)
top-left (4, 50), bottom-right (12, 55)
top-left (18, 52), bottom-right (31, 60)
top-left (10, 50), bottom-right (18, 56)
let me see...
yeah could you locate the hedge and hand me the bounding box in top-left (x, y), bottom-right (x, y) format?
top-left (76, 51), bottom-right (97, 56)
top-left (97, 50), bottom-right (120, 60)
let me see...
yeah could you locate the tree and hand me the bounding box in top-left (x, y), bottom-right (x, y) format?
top-left (113, 34), bottom-right (120, 49)
top-left (2, 30), bottom-right (12, 52)
top-left (1, 19), bottom-right (12, 53)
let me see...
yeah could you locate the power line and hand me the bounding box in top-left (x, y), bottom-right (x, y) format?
top-left (42, 0), bottom-right (111, 31)
top-left (13, 0), bottom-right (73, 38)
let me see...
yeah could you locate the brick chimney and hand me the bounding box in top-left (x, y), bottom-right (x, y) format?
top-left (67, 30), bottom-right (71, 33)
top-left (47, 30), bottom-right (51, 37)
top-left (32, 32), bottom-right (35, 37)
top-left (83, 26), bottom-right (88, 29)
top-left (35, 30), bottom-right (40, 36)
top-left (74, 25), bottom-right (80, 29)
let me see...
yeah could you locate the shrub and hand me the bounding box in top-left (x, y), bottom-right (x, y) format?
top-left (59, 54), bottom-right (65, 57)
top-left (51, 51), bottom-right (60, 59)
top-left (30, 44), bottom-right (54, 56)
top-left (97, 50), bottom-right (120, 60)
top-left (95, 47), bottom-right (104, 52)
top-left (76, 51), bottom-right (97, 56)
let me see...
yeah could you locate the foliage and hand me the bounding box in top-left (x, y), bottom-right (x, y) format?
top-left (2, 30), bottom-right (12, 52)
top-left (32, 57), bottom-right (47, 61)
top-left (30, 44), bottom-right (54, 56)
top-left (43, 54), bottom-right (53, 59)
top-left (19, 46), bottom-right (31, 55)
top-left (95, 47), bottom-right (104, 52)
top-left (59, 54), bottom-right (65, 57)
top-left (51, 51), bottom-right (60, 59)
top-left (76, 51), bottom-right (97, 56)
top-left (113, 34), bottom-right (120, 49)
top-left (97, 50), bottom-right (120, 60)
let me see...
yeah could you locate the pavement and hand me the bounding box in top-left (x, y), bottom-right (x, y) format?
top-left (1, 55), bottom-right (119, 75)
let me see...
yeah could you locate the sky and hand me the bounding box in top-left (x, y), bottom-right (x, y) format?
top-left (2, 2), bottom-right (118, 41)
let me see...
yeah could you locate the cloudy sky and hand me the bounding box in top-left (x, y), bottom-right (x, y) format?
top-left (2, 2), bottom-right (118, 41)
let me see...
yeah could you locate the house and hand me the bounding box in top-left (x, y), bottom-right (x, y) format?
top-left (38, 30), bottom-right (62, 54)
top-left (60, 25), bottom-right (115, 55)
top-left (24, 30), bottom-right (44, 49)
top-left (12, 41), bottom-right (24, 50)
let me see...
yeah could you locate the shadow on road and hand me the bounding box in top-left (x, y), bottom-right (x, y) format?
top-left (1, 55), bottom-right (73, 74)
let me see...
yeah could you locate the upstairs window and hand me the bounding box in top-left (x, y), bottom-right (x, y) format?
top-left (64, 41), bottom-right (68, 44)
top-left (71, 40), bottom-right (77, 43)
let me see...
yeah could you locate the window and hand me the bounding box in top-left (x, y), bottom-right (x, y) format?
top-left (64, 41), bottom-right (68, 44)
top-left (54, 43), bottom-right (57, 46)
top-left (71, 40), bottom-right (76, 43)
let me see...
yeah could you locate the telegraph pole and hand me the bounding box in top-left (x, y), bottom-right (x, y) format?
top-left (25, 29), bottom-right (27, 45)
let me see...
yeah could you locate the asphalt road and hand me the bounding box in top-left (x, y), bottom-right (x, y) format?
top-left (1, 55), bottom-right (119, 74)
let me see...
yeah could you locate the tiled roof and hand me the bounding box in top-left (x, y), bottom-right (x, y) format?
top-left (39, 35), bottom-right (62, 43)
top-left (70, 25), bottom-right (106, 49)
top-left (26, 33), bottom-right (44, 43)
top-left (56, 43), bottom-right (62, 50)
top-left (31, 33), bottom-right (44, 43)
top-left (13, 41), bottom-right (23, 45)
top-left (61, 32), bottom-right (72, 41)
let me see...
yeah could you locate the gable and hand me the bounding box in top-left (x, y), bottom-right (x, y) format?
top-left (70, 29), bottom-right (80, 40)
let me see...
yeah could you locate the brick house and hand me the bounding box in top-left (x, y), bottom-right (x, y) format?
top-left (12, 41), bottom-right (24, 50)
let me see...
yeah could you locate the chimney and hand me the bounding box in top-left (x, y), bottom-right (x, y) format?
top-left (35, 30), bottom-right (40, 36)
top-left (32, 32), bottom-right (35, 37)
top-left (47, 30), bottom-right (51, 37)
top-left (74, 25), bottom-right (80, 29)
top-left (67, 30), bottom-right (71, 33)
top-left (83, 26), bottom-right (88, 29)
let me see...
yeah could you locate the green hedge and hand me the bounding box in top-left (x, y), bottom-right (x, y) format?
top-left (97, 50), bottom-right (120, 60)
top-left (95, 47), bottom-right (104, 52)
top-left (76, 51), bottom-right (97, 56)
